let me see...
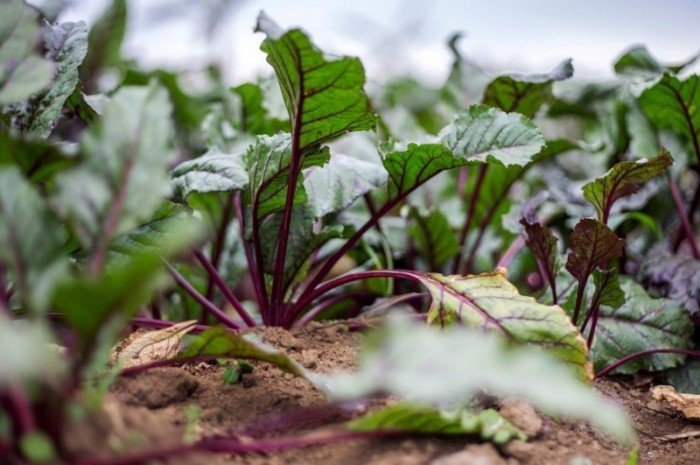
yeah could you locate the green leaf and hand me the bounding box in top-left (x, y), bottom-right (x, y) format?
top-left (349, 403), bottom-right (526, 443)
top-left (0, 132), bottom-right (75, 182)
top-left (53, 82), bottom-right (175, 253)
top-left (304, 153), bottom-right (387, 218)
top-left (422, 269), bottom-right (592, 380)
top-left (0, 0), bottom-right (54, 104)
top-left (255, 12), bottom-right (376, 152)
top-left (245, 133), bottom-right (329, 218)
top-left (232, 82), bottom-right (289, 135)
top-left (614, 45), bottom-right (698, 80)
top-left (80, 0), bottom-right (127, 92)
top-left (319, 317), bottom-right (633, 443)
top-left (590, 280), bottom-right (693, 375)
top-left (565, 219), bottom-right (625, 286)
top-left (667, 359), bottom-right (700, 394)
top-left (172, 148), bottom-right (249, 199)
top-left (0, 167), bottom-right (68, 311)
top-left (439, 105), bottom-right (545, 167)
top-left (0, 319), bottom-right (62, 385)
top-left (582, 149), bottom-right (673, 222)
top-left (591, 269), bottom-right (624, 310)
top-left (482, 59), bottom-right (573, 117)
top-left (222, 365), bottom-right (241, 385)
top-left (383, 143), bottom-right (462, 199)
top-left (20, 431), bottom-right (56, 464)
top-left (639, 75), bottom-right (699, 161)
top-left (408, 207), bottom-right (459, 269)
top-left (183, 327), bottom-right (305, 376)
top-left (16, 21), bottom-right (88, 137)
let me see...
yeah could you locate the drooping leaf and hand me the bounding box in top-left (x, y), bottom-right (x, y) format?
top-left (183, 327), bottom-right (305, 376)
top-left (565, 219), bottom-right (625, 285)
top-left (0, 0), bottom-right (54, 104)
top-left (582, 149), bottom-right (673, 222)
top-left (667, 359), bottom-right (700, 394)
top-left (53, 82), bottom-right (175, 254)
top-left (614, 45), bottom-right (698, 80)
top-left (349, 403), bottom-right (526, 443)
top-left (255, 12), bottom-right (376, 152)
top-left (408, 207), bottom-right (459, 269)
top-left (521, 218), bottom-right (560, 301)
top-left (172, 148), bottom-right (249, 199)
top-left (590, 280), bottom-right (693, 375)
top-left (482, 59), bottom-right (573, 117)
top-left (422, 269), bottom-right (591, 380)
top-left (245, 133), bottom-right (329, 219)
top-left (591, 269), bottom-right (625, 310)
top-left (0, 167), bottom-right (68, 311)
top-left (639, 75), bottom-right (699, 162)
top-left (319, 317), bottom-right (633, 443)
top-left (643, 245), bottom-right (700, 314)
top-left (304, 153), bottom-right (387, 218)
top-left (439, 105), bottom-right (545, 167)
top-left (79, 0), bottom-right (127, 92)
top-left (15, 21), bottom-right (88, 137)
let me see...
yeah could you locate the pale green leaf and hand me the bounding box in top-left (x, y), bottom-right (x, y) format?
top-left (172, 148), bottom-right (249, 198)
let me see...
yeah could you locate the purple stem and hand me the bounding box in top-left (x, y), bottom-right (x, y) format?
top-left (294, 291), bottom-right (371, 328)
top-left (193, 250), bottom-right (257, 327)
top-left (0, 262), bottom-right (10, 317)
top-left (205, 193), bottom-right (235, 300)
top-left (571, 280), bottom-right (588, 328)
top-left (7, 382), bottom-right (35, 434)
top-left (595, 348), bottom-right (700, 379)
top-left (234, 193), bottom-right (268, 315)
top-left (165, 262), bottom-right (241, 329)
top-left (452, 165), bottom-right (488, 274)
top-left (496, 236), bottom-right (525, 269)
top-left (119, 355), bottom-right (225, 377)
top-left (668, 173), bottom-right (700, 259)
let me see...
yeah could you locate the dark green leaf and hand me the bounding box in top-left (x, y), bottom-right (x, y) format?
top-left (639, 75), bottom-right (699, 162)
top-left (256, 12), bottom-right (376, 152)
top-left (667, 359), bottom-right (700, 394)
top-left (0, 0), bottom-right (54, 104)
top-left (408, 207), bottom-right (459, 269)
top-left (0, 132), bottom-right (75, 182)
top-left (183, 327), bottom-right (305, 376)
top-left (439, 105), bottom-right (545, 166)
top-left (422, 269), bottom-right (592, 380)
top-left (565, 219), bottom-right (625, 285)
top-left (0, 167), bottom-right (68, 311)
top-left (382, 143), bottom-right (461, 199)
top-left (590, 280), bottom-right (693, 375)
top-left (349, 403), bottom-right (526, 443)
top-left (482, 59), bottom-right (573, 117)
top-left (582, 149), bottom-right (673, 222)
top-left (232, 82), bottom-right (289, 135)
top-left (591, 269), bottom-right (624, 310)
top-left (222, 365), bottom-right (241, 385)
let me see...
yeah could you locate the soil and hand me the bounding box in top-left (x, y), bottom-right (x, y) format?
top-left (67, 320), bottom-right (700, 465)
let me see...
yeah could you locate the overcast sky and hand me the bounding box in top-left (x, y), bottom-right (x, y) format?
top-left (58, 0), bottom-right (700, 85)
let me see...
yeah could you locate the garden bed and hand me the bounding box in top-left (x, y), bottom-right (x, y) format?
top-left (71, 321), bottom-right (699, 465)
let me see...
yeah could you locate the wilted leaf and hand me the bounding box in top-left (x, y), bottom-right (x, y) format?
top-left (0, 0), bottom-right (54, 104)
top-left (53, 82), bottom-right (175, 257)
top-left (565, 219), bottom-right (625, 285)
top-left (111, 320), bottom-right (198, 368)
top-left (319, 317), bottom-right (633, 443)
top-left (349, 403), bottom-right (526, 443)
top-left (172, 148), bottom-right (249, 199)
top-left (582, 149), bottom-right (673, 222)
top-left (651, 385), bottom-right (700, 419)
top-left (482, 59), bottom-right (573, 117)
top-left (0, 167), bottom-right (68, 311)
top-left (408, 207), bottom-right (459, 269)
top-left (590, 280), bottom-right (693, 374)
top-left (423, 269), bottom-right (591, 380)
top-left (17, 21), bottom-right (88, 137)
top-left (183, 327), bottom-right (305, 376)
top-left (256, 12), bottom-right (376, 152)
top-left (439, 105), bottom-right (545, 167)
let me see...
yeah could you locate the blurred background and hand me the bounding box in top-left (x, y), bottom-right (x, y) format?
top-left (32, 0), bottom-right (700, 86)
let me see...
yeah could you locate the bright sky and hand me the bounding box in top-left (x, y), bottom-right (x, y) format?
top-left (58, 0), bottom-right (700, 85)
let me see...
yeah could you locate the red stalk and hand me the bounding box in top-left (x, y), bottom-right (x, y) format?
top-left (595, 348), bottom-right (700, 379)
top-left (668, 173), bottom-right (700, 259)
